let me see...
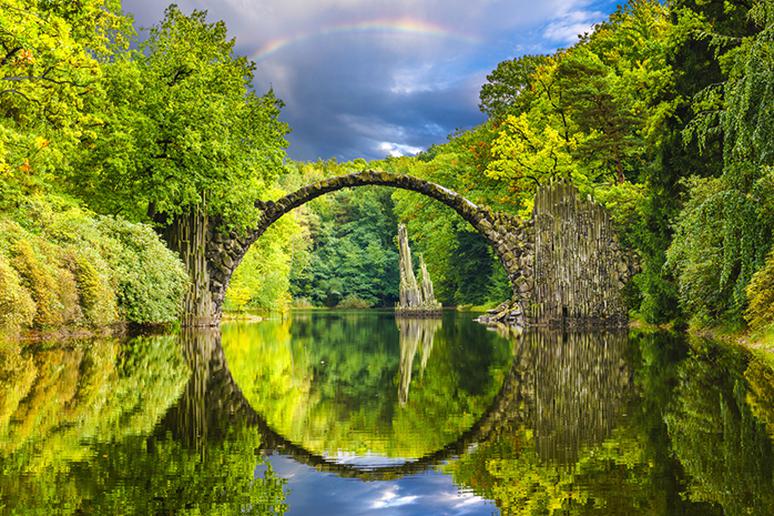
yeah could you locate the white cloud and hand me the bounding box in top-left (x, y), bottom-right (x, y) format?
top-left (543, 9), bottom-right (606, 44)
top-left (377, 142), bottom-right (424, 157)
top-left (370, 487), bottom-right (420, 509)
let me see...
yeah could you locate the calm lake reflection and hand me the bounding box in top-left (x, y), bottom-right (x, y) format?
top-left (1, 311), bottom-right (772, 515)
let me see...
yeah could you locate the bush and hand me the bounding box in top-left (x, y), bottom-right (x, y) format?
top-left (0, 255), bottom-right (35, 333)
top-left (95, 217), bottom-right (188, 325)
top-left (70, 251), bottom-right (117, 327)
top-left (12, 239), bottom-right (81, 328)
top-left (0, 196), bottom-right (188, 330)
top-left (336, 295), bottom-right (372, 309)
top-left (746, 248), bottom-right (774, 330)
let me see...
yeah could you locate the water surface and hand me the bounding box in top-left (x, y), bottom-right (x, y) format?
top-left (1, 311), bottom-right (772, 515)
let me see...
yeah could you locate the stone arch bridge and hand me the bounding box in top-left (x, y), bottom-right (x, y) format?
top-left (199, 170), bottom-right (634, 327)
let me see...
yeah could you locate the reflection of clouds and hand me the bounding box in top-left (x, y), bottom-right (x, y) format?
top-left (324, 451), bottom-right (416, 468)
top-left (265, 454), bottom-right (496, 514)
top-left (371, 487), bottom-right (419, 508)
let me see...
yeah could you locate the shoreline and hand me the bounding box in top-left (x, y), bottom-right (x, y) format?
top-left (4, 310), bottom-right (772, 364)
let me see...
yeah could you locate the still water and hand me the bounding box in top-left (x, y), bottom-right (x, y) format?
top-left (1, 311), bottom-right (772, 515)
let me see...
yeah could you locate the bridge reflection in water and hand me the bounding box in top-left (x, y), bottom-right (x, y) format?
top-left (162, 321), bottom-right (632, 479)
top-left (3, 316), bottom-right (771, 514)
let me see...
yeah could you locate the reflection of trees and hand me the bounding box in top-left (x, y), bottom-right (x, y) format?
top-left (665, 340), bottom-right (774, 515)
top-left (0, 337), bottom-right (187, 462)
top-left (449, 331), bottom-right (774, 515)
top-left (0, 333), bottom-right (287, 515)
top-left (397, 317), bottom-right (441, 405)
top-left (222, 314), bottom-right (513, 460)
top-left (447, 330), bottom-right (661, 515)
top-left (159, 328), bottom-right (246, 447)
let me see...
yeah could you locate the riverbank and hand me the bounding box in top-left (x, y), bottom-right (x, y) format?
top-left (693, 325), bottom-right (774, 366)
top-left (630, 317), bottom-right (774, 364)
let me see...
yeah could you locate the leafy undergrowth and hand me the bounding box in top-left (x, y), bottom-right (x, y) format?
top-left (0, 196), bottom-right (188, 336)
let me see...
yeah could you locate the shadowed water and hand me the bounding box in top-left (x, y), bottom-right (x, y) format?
top-left (0, 311), bottom-right (772, 514)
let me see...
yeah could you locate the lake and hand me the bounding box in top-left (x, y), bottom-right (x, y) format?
top-left (1, 310), bottom-right (772, 515)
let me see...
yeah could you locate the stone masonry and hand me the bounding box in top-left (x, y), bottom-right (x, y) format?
top-left (204, 171), bottom-right (632, 328)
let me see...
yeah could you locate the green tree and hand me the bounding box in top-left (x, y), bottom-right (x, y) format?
top-left (0, 0), bottom-right (131, 207)
top-left (479, 54), bottom-right (548, 120)
top-left (73, 6), bottom-right (288, 324)
top-left (286, 161), bottom-right (401, 307)
top-left (668, 0), bottom-right (773, 325)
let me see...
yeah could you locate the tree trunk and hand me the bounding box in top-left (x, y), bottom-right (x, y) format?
top-left (164, 206), bottom-right (218, 327)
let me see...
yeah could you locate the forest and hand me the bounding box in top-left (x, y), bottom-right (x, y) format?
top-left (0, 0), bottom-right (771, 339)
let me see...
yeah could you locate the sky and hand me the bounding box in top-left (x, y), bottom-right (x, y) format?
top-left (121, 1), bottom-right (620, 162)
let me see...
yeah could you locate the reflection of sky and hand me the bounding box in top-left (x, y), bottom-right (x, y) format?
top-left (323, 451), bottom-right (416, 468)
top-left (258, 454), bottom-right (497, 515)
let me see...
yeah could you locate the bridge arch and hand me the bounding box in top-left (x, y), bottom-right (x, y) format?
top-left (204, 170), bottom-right (531, 325)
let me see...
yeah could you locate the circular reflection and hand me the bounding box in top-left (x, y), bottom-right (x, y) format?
top-left (221, 311), bottom-right (514, 463)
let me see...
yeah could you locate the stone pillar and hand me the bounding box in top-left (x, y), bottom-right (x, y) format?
top-left (530, 181), bottom-right (631, 327)
top-left (418, 255), bottom-right (436, 306)
top-left (397, 224), bottom-right (422, 309)
top-left (396, 224), bottom-right (442, 314)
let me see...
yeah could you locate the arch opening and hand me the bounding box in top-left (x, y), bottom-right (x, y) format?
top-left (205, 170), bottom-right (530, 325)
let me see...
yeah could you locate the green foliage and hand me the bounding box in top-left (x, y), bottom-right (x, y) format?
top-left (487, 0), bottom-right (675, 193)
top-left (447, 330), bottom-right (774, 515)
top-left (0, 334), bottom-right (287, 515)
top-left (11, 237), bottom-right (81, 328)
top-left (73, 5), bottom-right (288, 228)
top-left (71, 428), bottom-right (287, 515)
top-left (665, 339), bottom-right (774, 514)
top-left (746, 248), bottom-right (774, 330)
top-left (288, 162), bottom-right (400, 307)
top-left (0, 0), bottom-right (131, 206)
top-left (336, 295), bottom-right (371, 309)
top-left (479, 54), bottom-right (549, 120)
top-left (225, 222), bottom-right (298, 313)
top-left (386, 129), bottom-right (513, 306)
top-left (667, 0), bottom-right (774, 326)
top-left (222, 313), bottom-right (512, 458)
top-left (0, 196), bottom-right (187, 330)
top-left (0, 336), bottom-right (187, 467)
top-left (666, 175), bottom-right (771, 325)
top-left (0, 254), bottom-right (34, 332)
top-left (225, 189), bottom-right (306, 313)
top-left (71, 251), bottom-right (116, 326)
top-left (94, 216), bottom-right (189, 324)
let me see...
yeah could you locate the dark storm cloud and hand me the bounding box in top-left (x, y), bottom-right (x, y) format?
top-left (121, 1), bottom-right (617, 161)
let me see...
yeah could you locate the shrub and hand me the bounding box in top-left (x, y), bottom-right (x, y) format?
top-left (12, 239), bottom-right (81, 328)
top-left (0, 255), bottom-right (35, 333)
top-left (95, 217), bottom-right (188, 325)
top-left (336, 295), bottom-right (371, 309)
top-left (0, 196), bottom-right (187, 330)
top-left (70, 250), bottom-right (118, 326)
top-left (746, 248), bottom-right (774, 330)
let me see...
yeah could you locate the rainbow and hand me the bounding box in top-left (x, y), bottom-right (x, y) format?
top-left (251, 18), bottom-right (478, 60)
